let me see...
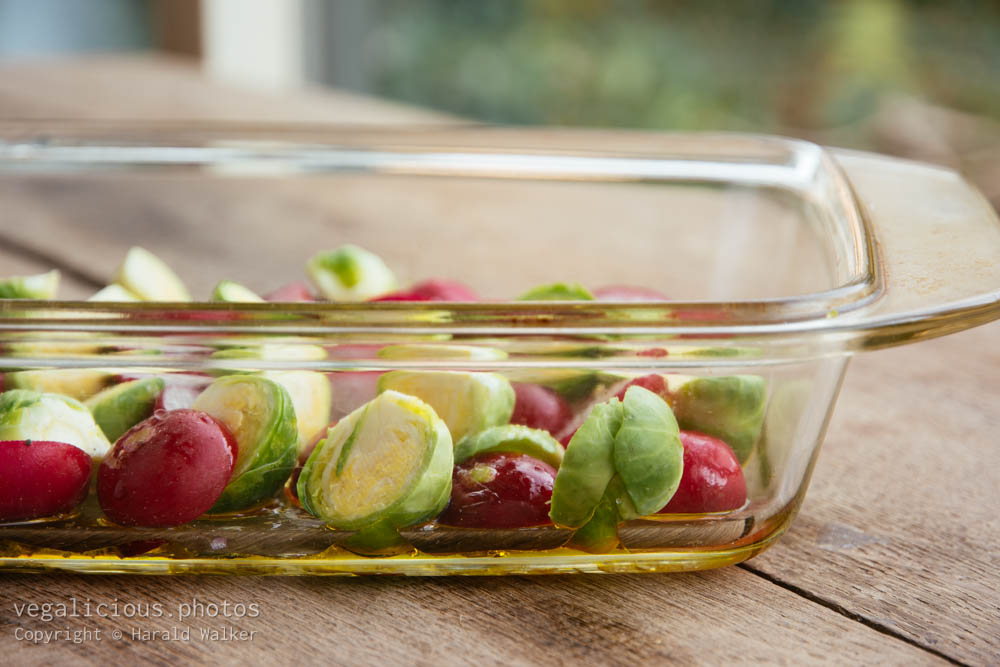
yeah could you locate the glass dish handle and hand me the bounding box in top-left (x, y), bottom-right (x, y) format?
top-left (835, 149), bottom-right (1000, 340)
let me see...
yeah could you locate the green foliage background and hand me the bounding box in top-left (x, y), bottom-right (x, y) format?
top-left (363, 0), bottom-right (1000, 133)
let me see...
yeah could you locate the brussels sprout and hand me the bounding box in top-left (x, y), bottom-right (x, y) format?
top-left (192, 375), bottom-right (298, 512)
top-left (551, 386), bottom-right (684, 544)
top-left (377, 344), bottom-right (507, 362)
top-left (670, 375), bottom-right (766, 464)
top-left (112, 247), bottom-right (191, 301)
top-left (297, 390), bottom-right (453, 531)
top-left (260, 370), bottom-right (332, 457)
top-left (454, 424), bottom-right (564, 468)
top-left (211, 280), bottom-right (265, 303)
top-left (614, 385), bottom-right (683, 516)
top-left (503, 369), bottom-right (624, 403)
top-left (209, 344), bottom-right (326, 375)
top-left (3, 339), bottom-right (105, 357)
top-left (0, 389), bottom-right (111, 460)
top-left (85, 377), bottom-right (166, 442)
top-left (377, 370), bottom-right (514, 444)
top-left (306, 244), bottom-right (398, 301)
top-left (0, 270), bottom-right (60, 299)
top-left (683, 347), bottom-right (757, 358)
top-left (342, 518), bottom-right (412, 556)
top-left (568, 480), bottom-right (622, 553)
top-left (517, 282), bottom-right (595, 301)
top-left (4, 369), bottom-right (114, 402)
top-left (549, 399), bottom-right (623, 529)
top-left (212, 343), bottom-right (326, 363)
top-left (88, 284), bottom-right (139, 302)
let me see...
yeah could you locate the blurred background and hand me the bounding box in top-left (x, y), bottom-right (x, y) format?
top-left (0, 0), bottom-right (998, 207)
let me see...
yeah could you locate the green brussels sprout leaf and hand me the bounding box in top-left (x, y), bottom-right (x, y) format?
top-left (454, 424), bottom-right (564, 468)
top-left (549, 399), bottom-right (623, 529)
top-left (517, 282), bottom-right (595, 301)
top-left (614, 385), bottom-right (683, 516)
top-left (0, 270), bottom-right (60, 299)
top-left (85, 377), bottom-right (166, 442)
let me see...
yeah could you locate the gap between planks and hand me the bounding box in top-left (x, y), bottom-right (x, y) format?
top-left (0, 230), bottom-right (105, 289)
top-left (738, 563), bottom-right (967, 667)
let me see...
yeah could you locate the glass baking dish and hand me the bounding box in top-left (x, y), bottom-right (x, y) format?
top-left (0, 124), bottom-right (997, 575)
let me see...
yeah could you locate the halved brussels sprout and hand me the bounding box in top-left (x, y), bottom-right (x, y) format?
top-left (307, 245), bottom-right (398, 301)
top-left (112, 247), bottom-right (191, 301)
top-left (454, 424), bottom-right (564, 468)
top-left (504, 368), bottom-right (624, 403)
top-left (261, 370), bottom-right (332, 457)
top-left (517, 282), bottom-right (595, 301)
top-left (0, 270), bottom-right (60, 299)
top-left (377, 370), bottom-right (514, 444)
top-left (85, 377), bottom-right (165, 442)
top-left (549, 399), bottom-right (622, 529)
top-left (297, 390), bottom-right (453, 531)
top-left (209, 344), bottom-right (326, 374)
top-left (669, 375), bottom-right (766, 464)
top-left (4, 339), bottom-right (105, 357)
top-left (211, 280), bottom-right (264, 303)
top-left (0, 389), bottom-right (111, 460)
top-left (4, 369), bottom-right (114, 402)
top-left (88, 284), bottom-right (139, 302)
top-left (550, 386), bottom-right (684, 542)
top-left (377, 344), bottom-right (507, 362)
top-left (614, 385), bottom-right (683, 516)
top-left (192, 375), bottom-right (298, 512)
top-left (568, 479), bottom-right (623, 553)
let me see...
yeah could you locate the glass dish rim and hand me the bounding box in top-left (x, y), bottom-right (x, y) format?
top-left (0, 122), bottom-right (997, 357)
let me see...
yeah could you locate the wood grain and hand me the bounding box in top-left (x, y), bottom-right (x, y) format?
top-left (0, 55), bottom-right (451, 125)
top-left (1, 570), bottom-right (946, 666)
top-left (747, 322), bottom-right (1000, 665)
top-left (0, 55), bottom-right (997, 665)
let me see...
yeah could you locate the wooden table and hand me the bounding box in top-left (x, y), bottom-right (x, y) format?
top-left (0, 56), bottom-right (997, 666)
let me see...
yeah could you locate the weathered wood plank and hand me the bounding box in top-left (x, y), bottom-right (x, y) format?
top-left (748, 322), bottom-right (1000, 665)
top-left (0, 54), bottom-right (450, 125)
top-left (1, 569), bottom-right (947, 666)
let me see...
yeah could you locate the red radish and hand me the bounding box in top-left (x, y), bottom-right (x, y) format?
top-left (614, 374), bottom-right (669, 402)
top-left (326, 343), bottom-right (385, 360)
top-left (660, 431), bottom-right (746, 514)
top-left (370, 279), bottom-right (477, 302)
top-left (438, 453), bottom-right (556, 529)
top-left (97, 410), bottom-right (237, 527)
top-left (0, 440), bottom-right (91, 522)
top-left (265, 281), bottom-right (317, 302)
top-left (510, 382), bottom-right (573, 437)
top-left (674, 308), bottom-right (733, 340)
